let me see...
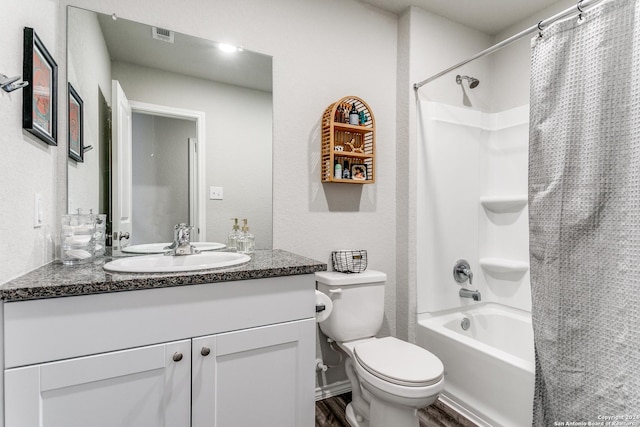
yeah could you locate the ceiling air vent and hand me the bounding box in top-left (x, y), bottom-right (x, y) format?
top-left (151, 27), bottom-right (174, 43)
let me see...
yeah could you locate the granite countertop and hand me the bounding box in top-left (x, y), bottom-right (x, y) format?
top-left (0, 249), bottom-right (327, 302)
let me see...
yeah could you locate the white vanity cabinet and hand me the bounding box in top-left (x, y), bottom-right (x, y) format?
top-left (2, 275), bottom-right (316, 427)
top-left (192, 320), bottom-right (314, 427)
top-left (5, 340), bottom-right (192, 427)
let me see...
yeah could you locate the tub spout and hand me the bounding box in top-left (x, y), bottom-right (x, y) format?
top-left (459, 288), bottom-right (481, 301)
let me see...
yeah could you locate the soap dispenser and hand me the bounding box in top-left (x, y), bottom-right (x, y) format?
top-left (228, 218), bottom-right (241, 252)
top-left (237, 218), bottom-right (255, 255)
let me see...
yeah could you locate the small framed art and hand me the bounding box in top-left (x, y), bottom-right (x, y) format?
top-left (351, 164), bottom-right (367, 181)
top-left (23, 27), bottom-right (58, 146)
top-left (68, 83), bottom-right (84, 162)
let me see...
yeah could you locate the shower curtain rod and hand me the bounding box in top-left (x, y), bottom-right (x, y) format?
top-left (413, 0), bottom-right (604, 90)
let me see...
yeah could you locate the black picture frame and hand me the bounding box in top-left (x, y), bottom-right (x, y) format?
top-left (67, 83), bottom-right (84, 162)
top-left (22, 27), bottom-right (58, 146)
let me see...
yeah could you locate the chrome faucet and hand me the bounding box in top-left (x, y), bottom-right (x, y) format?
top-left (453, 259), bottom-right (473, 285)
top-left (459, 288), bottom-right (481, 301)
top-left (164, 223), bottom-right (199, 256)
top-left (453, 259), bottom-right (480, 301)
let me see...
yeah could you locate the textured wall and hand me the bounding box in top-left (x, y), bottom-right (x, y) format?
top-left (0, 0), bottom-right (60, 284)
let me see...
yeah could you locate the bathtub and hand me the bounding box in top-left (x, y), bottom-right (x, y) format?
top-left (416, 303), bottom-right (534, 427)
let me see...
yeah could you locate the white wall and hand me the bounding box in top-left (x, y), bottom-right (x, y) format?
top-left (0, 0), bottom-right (60, 284)
top-left (490, 0), bottom-right (574, 112)
top-left (111, 61), bottom-right (273, 248)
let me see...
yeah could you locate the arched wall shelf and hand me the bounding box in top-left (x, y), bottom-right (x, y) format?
top-left (321, 96), bottom-right (375, 184)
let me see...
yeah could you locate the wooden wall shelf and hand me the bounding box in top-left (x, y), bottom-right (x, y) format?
top-left (321, 96), bottom-right (375, 184)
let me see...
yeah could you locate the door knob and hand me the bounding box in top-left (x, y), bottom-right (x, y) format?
top-left (173, 352), bottom-right (183, 362)
top-left (201, 347), bottom-right (211, 356)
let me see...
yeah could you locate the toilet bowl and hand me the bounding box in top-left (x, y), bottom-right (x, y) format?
top-left (339, 337), bottom-right (444, 427)
top-left (316, 271), bottom-right (445, 427)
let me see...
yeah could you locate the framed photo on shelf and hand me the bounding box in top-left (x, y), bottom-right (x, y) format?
top-left (22, 27), bottom-right (58, 146)
top-left (351, 164), bottom-right (367, 181)
top-left (67, 83), bottom-right (84, 162)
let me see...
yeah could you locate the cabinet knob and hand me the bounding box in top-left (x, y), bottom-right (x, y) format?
top-left (201, 347), bottom-right (211, 357)
top-left (173, 352), bottom-right (183, 362)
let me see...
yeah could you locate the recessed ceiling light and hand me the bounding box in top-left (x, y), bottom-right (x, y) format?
top-left (218, 43), bottom-right (238, 53)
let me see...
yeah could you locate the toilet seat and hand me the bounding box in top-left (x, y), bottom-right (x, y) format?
top-left (354, 337), bottom-right (444, 387)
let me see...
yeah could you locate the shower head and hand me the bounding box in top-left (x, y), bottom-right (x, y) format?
top-left (456, 74), bottom-right (480, 89)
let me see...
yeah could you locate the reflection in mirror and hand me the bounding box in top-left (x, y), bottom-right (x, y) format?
top-left (67, 6), bottom-right (273, 249)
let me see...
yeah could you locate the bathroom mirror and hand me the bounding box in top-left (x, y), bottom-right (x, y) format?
top-left (66, 6), bottom-right (273, 249)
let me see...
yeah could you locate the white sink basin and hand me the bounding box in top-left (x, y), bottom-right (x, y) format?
top-left (121, 242), bottom-right (226, 254)
top-left (104, 252), bottom-right (251, 273)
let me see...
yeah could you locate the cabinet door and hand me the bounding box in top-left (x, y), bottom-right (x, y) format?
top-left (5, 340), bottom-right (191, 427)
top-left (192, 319), bottom-right (315, 427)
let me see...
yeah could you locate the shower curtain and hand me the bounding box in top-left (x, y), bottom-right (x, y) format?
top-left (529, 0), bottom-right (640, 424)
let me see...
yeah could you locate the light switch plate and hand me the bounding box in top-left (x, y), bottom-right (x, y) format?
top-left (209, 186), bottom-right (223, 200)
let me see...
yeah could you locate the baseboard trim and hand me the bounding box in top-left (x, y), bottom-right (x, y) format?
top-left (315, 380), bottom-right (352, 401)
top-left (438, 394), bottom-right (492, 427)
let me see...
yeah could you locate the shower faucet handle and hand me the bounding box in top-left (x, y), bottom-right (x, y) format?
top-left (453, 259), bottom-right (473, 285)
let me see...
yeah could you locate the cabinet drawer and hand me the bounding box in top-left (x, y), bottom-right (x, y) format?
top-left (4, 275), bottom-right (315, 368)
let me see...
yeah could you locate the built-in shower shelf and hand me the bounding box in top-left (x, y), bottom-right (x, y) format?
top-left (480, 195), bottom-right (528, 213)
top-left (480, 257), bottom-right (529, 274)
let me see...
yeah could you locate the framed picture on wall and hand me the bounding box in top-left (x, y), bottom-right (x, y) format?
top-left (22, 27), bottom-right (58, 146)
top-left (67, 83), bottom-right (84, 162)
top-left (351, 164), bottom-right (367, 181)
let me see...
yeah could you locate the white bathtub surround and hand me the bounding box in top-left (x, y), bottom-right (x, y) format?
top-left (417, 102), bottom-right (531, 314)
top-left (529, 0), bottom-right (640, 421)
top-left (417, 303), bottom-right (534, 426)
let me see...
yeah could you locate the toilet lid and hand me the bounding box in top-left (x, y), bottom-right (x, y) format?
top-left (354, 337), bottom-right (444, 387)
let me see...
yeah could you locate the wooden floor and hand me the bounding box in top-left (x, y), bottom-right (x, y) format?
top-left (315, 393), bottom-right (479, 427)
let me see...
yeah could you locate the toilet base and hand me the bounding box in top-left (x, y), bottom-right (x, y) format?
top-left (345, 403), bottom-right (368, 427)
top-left (344, 395), bottom-right (426, 427)
top-left (369, 394), bottom-right (419, 427)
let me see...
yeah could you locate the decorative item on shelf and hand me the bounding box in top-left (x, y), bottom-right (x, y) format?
top-left (345, 137), bottom-right (365, 153)
top-left (68, 83), bottom-right (84, 162)
top-left (332, 250), bottom-right (368, 273)
top-left (22, 27), bottom-right (58, 146)
top-left (358, 110), bottom-right (367, 125)
top-left (321, 95), bottom-right (375, 184)
top-left (342, 160), bottom-right (351, 179)
top-left (335, 104), bottom-right (344, 123)
top-left (351, 164), bottom-right (367, 180)
top-left (0, 73), bottom-right (29, 93)
top-left (334, 161), bottom-right (342, 179)
top-left (349, 103), bottom-right (359, 125)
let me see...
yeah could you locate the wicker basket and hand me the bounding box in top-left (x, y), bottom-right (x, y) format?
top-left (331, 250), bottom-right (368, 273)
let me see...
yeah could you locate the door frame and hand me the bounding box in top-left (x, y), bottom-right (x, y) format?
top-left (129, 101), bottom-right (207, 241)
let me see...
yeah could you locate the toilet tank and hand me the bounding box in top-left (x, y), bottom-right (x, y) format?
top-left (316, 270), bottom-right (387, 342)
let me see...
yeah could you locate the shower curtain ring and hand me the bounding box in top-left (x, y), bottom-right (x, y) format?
top-left (537, 20), bottom-right (544, 38)
top-left (577, 0), bottom-right (584, 21)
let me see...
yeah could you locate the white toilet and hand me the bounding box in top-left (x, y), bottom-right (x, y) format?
top-left (316, 270), bottom-right (444, 427)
